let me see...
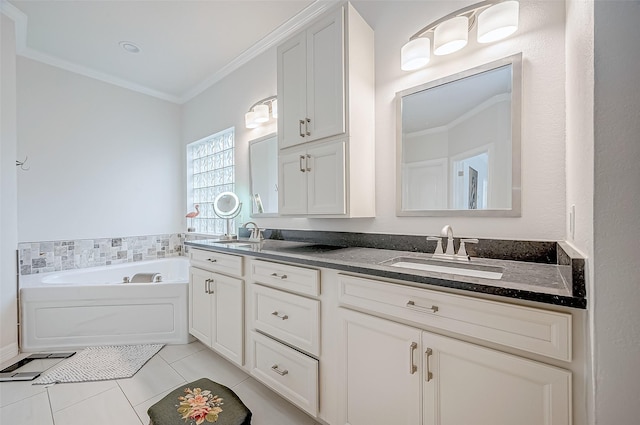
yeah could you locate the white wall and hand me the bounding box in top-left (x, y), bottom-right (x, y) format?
top-left (16, 58), bottom-right (183, 242)
top-left (182, 46), bottom-right (278, 227)
top-left (592, 2), bottom-right (640, 423)
top-left (0, 13), bottom-right (19, 361)
top-left (198, 0), bottom-right (568, 240)
top-left (565, 0), bottom-right (594, 423)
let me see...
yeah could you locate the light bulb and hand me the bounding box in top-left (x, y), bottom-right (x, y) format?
top-left (434, 16), bottom-right (468, 56)
top-left (478, 1), bottom-right (519, 43)
top-left (254, 104), bottom-right (269, 123)
top-left (401, 38), bottom-right (431, 71)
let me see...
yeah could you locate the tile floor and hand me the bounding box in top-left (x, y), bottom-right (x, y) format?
top-left (0, 341), bottom-right (321, 425)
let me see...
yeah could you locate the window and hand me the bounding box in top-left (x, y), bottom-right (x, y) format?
top-left (186, 127), bottom-right (235, 234)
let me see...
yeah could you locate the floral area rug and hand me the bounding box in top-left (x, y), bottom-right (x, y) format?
top-left (32, 344), bottom-right (163, 385)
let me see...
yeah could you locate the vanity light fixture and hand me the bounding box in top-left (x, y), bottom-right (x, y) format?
top-left (245, 96), bottom-right (278, 129)
top-left (400, 0), bottom-right (519, 71)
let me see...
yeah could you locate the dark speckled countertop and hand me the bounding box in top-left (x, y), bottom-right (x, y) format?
top-left (185, 236), bottom-right (587, 309)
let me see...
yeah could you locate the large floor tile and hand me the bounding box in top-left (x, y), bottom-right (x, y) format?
top-left (47, 380), bottom-right (118, 412)
top-left (0, 380), bottom-right (47, 408)
top-left (158, 340), bottom-right (206, 364)
top-left (133, 387), bottom-right (174, 424)
top-left (170, 347), bottom-right (249, 387)
top-left (117, 355), bottom-right (185, 406)
top-left (53, 386), bottom-right (142, 425)
top-left (233, 377), bottom-right (320, 425)
top-left (0, 391), bottom-right (54, 425)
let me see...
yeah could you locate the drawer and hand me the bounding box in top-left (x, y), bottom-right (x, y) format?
top-left (251, 259), bottom-right (319, 296)
top-left (250, 331), bottom-right (318, 417)
top-left (338, 274), bottom-right (572, 361)
top-left (250, 284), bottom-right (320, 356)
top-left (189, 248), bottom-right (243, 277)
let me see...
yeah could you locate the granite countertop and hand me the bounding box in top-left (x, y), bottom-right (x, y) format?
top-left (185, 238), bottom-right (587, 309)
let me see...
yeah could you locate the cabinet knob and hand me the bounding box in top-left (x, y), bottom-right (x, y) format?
top-left (299, 120), bottom-right (306, 138)
top-left (406, 300), bottom-right (439, 313)
top-left (305, 118), bottom-right (311, 136)
top-left (425, 348), bottom-right (433, 382)
top-left (299, 155), bottom-right (306, 173)
top-left (409, 342), bottom-right (418, 375)
top-left (271, 364), bottom-right (289, 376)
top-left (271, 311), bottom-right (289, 320)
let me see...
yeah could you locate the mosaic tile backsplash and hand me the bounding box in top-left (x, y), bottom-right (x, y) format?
top-left (18, 234), bottom-right (185, 275)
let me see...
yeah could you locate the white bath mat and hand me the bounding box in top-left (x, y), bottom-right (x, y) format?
top-left (32, 344), bottom-right (164, 385)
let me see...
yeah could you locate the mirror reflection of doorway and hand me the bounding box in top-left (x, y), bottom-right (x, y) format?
top-left (452, 150), bottom-right (489, 210)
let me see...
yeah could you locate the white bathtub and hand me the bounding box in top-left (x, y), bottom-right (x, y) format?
top-left (20, 257), bottom-right (190, 352)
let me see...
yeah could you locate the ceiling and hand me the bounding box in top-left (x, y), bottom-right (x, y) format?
top-left (4, 0), bottom-right (337, 103)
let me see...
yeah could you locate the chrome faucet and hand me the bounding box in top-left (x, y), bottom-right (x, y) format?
top-left (242, 221), bottom-right (263, 241)
top-left (427, 225), bottom-right (478, 262)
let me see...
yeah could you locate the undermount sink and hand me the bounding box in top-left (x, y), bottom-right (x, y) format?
top-left (210, 239), bottom-right (256, 248)
top-left (381, 257), bottom-right (504, 280)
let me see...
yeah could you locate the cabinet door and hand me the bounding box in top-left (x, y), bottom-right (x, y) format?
top-left (307, 140), bottom-right (346, 214)
top-left (422, 332), bottom-right (571, 425)
top-left (211, 274), bottom-right (244, 366)
top-left (277, 31), bottom-right (307, 149)
top-left (340, 308), bottom-right (421, 425)
top-left (306, 7), bottom-right (345, 143)
top-left (189, 267), bottom-right (213, 346)
top-left (279, 149), bottom-right (308, 214)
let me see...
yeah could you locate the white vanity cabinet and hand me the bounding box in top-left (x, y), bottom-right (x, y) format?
top-left (277, 2), bottom-right (375, 217)
top-left (338, 274), bottom-right (573, 425)
top-left (188, 249), bottom-right (244, 366)
top-left (247, 259), bottom-right (321, 416)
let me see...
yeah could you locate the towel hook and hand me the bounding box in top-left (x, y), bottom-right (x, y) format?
top-left (16, 156), bottom-right (29, 171)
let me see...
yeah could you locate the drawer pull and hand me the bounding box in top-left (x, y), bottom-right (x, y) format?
top-left (409, 342), bottom-right (418, 375)
top-left (270, 272), bottom-right (288, 280)
top-left (207, 258), bottom-right (218, 263)
top-left (425, 348), bottom-right (433, 382)
top-left (271, 311), bottom-right (289, 320)
top-left (406, 300), bottom-right (439, 313)
top-left (271, 364), bottom-right (289, 376)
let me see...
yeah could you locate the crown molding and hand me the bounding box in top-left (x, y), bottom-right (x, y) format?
top-left (2, 0), bottom-right (341, 105)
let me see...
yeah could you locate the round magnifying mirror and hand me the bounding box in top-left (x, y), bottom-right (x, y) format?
top-left (213, 192), bottom-right (241, 218)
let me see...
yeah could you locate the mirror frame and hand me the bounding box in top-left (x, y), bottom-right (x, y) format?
top-left (213, 191), bottom-right (241, 217)
top-left (248, 132), bottom-right (279, 217)
top-left (396, 53), bottom-right (522, 217)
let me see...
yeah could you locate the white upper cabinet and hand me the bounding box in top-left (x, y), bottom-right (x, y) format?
top-left (276, 3), bottom-right (375, 217)
top-left (278, 7), bottom-right (345, 148)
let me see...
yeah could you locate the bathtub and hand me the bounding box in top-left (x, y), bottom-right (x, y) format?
top-left (19, 257), bottom-right (190, 352)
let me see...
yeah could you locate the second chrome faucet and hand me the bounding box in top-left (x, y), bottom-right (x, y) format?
top-left (428, 225), bottom-right (478, 262)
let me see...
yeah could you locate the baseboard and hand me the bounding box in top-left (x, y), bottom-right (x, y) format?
top-left (0, 342), bottom-right (19, 364)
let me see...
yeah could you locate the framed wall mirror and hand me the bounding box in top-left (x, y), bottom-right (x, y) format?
top-left (396, 53), bottom-right (522, 217)
top-left (249, 133), bottom-right (278, 216)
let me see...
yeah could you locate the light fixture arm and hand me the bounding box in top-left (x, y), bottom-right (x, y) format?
top-left (247, 95), bottom-right (277, 113)
top-left (408, 0), bottom-right (498, 41)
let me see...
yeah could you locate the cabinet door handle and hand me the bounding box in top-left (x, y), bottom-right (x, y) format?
top-left (406, 300), bottom-right (439, 313)
top-left (299, 155), bottom-right (306, 172)
top-left (425, 348), bottom-right (433, 382)
top-left (271, 364), bottom-right (289, 376)
top-left (271, 311), bottom-right (289, 320)
top-left (305, 118), bottom-right (311, 136)
top-left (270, 272), bottom-right (288, 279)
top-left (409, 342), bottom-right (418, 374)
top-left (305, 154), bottom-right (312, 172)
top-left (207, 258), bottom-right (217, 263)
top-left (299, 120), bottom-right (306, 137)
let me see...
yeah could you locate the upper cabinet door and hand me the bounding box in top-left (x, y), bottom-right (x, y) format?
top-left (277, 32), bottom-right (307, 149)
top-left (306, 140), bottom-right (346, 214)
top-left (277, 7), bottom-right (345, 150)
top-left (305, 8), bottom-right (345, 143)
